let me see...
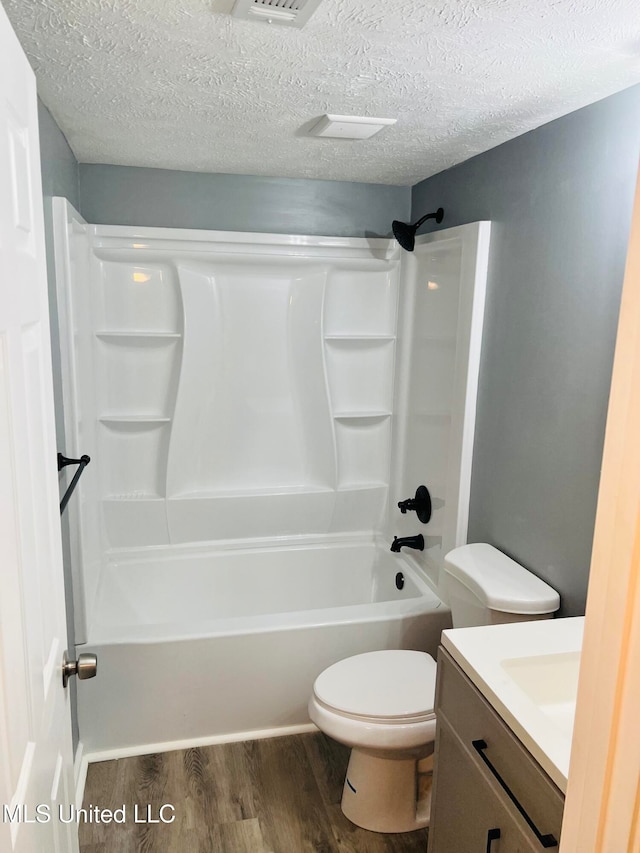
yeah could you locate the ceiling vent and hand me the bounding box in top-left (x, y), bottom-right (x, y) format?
top-left (309, 115), bottom-right (398, 140)
top-left (232, 0), bottom-right (323, 28)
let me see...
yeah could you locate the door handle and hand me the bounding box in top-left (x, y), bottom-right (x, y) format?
top-left (62, 652), bottom-right (98, 688)
top-left (486, 828), bottom-right (500, 852)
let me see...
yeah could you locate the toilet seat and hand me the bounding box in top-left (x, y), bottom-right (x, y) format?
top-left (312, 650), bottom-right (437, 723)
top-left (309, 650), bottom-right (438, 753)
top-left (312, 696), bottom-right (435, 725)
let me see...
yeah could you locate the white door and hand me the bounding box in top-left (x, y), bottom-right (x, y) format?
top-left (0, 5), bottom-right (78, 853)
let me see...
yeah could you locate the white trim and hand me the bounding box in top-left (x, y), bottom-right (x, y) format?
top-left (391, 221), bottom-right (491, 594)
top-left (450, 221), bottom-right (490, 547)
top-left (91, 222), bottom-right (396, 249)
top-left (84, 723), bottom-right (317, 764)
top-left (52, 197), bottom-right (90, 644)
top-left (413, 221), bottom-right (487, 247)
top-left (88, 222), bottom-right (400, 259)
top-left (73, 742), bottom-right (88, 810)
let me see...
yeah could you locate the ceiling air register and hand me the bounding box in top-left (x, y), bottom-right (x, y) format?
top-left (232, 0), bottom-right (324, 27)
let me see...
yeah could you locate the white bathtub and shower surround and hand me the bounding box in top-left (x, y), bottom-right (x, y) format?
top-left (52, 198), bottom-right (491, 763)
top-left (54, 202), bottom-right (406, 638)
top-left (78, 539), bottom-right (450, 756)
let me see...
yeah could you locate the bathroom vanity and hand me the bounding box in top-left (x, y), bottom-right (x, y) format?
top-left (428, 618), bottom-right (583, 852)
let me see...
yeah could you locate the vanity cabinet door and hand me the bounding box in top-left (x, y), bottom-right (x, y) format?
top-left (428, 720), bottom-right (541, 853)
top-left (428, 649), bottom-right (563, 853)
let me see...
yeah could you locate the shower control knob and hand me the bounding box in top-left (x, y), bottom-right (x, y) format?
top-left (397, 485), bottom-right (432, 524)
top-left (62, 651), bottom-right (98, 688)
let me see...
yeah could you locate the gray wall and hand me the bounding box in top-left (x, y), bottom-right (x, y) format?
top-left (79, 164), bottom-right (410, 237)
top-left (37, 98), bottom-right (81, 749)
top-left (412, 84), bottom-right (640, 616)
top-left (38, 101), bottom-right (80, 208)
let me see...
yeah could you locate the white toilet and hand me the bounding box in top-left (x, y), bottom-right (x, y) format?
top-left (308, 543), bottom-right (560, 834)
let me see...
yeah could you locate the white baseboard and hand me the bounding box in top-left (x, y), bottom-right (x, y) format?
top-left (83, 722), bottom-right (318, 764)
top-left (74, 741), bottom-right (89, 808)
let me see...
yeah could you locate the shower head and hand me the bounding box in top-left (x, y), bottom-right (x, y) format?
top-left (392, 208), bottom-right (444, 252)
top-left (392, 220), bottom-right (418, 252)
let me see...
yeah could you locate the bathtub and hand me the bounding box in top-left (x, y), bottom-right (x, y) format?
top-left (78, 538), bottom-right (450, 758)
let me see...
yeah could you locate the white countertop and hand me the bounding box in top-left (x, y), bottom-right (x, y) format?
top-left (441, 616), bottom-right (584, 792)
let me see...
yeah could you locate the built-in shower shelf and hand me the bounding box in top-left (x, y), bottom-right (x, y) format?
top-left (333, 412), bottom-right (391, 420)
top-left (96, 331), bottom-right (181, 341)
top-left (103, 494), bottom-right (165, 501)
top-left (167, 484), bottom-right (335, 499)
top-left (324, 335), bottom-right (395, 342)
top-left (336, 482), bottom-right (388, 491)
top-left (99, 416), bottom-right (172, 425)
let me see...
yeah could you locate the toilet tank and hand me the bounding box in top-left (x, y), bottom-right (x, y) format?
top-left (443, 544), bottom-right (560, 627)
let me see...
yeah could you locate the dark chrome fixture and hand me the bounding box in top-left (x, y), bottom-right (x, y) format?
top-left (58, 452), bottom-right (91, 515)
top-left (392, 208), bottom-right (444, 252)
top-left (398, 485), bottom-right (432, 524)
top-left (473, 740), bottom-right (558, 848)
top-left (390, 534), bottom-right (425, 553)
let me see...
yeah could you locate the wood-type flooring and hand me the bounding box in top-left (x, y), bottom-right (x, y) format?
top-left (79, 732), bottom-right (428, 852)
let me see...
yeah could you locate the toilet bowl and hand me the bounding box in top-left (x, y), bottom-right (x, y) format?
top-left (309, 544), bottom-right (561, 834)
top-left (308, 650), bottom-right (437, 833)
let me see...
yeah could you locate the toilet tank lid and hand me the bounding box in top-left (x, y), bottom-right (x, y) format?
top-left (443, 544), bottom-right (560, 614)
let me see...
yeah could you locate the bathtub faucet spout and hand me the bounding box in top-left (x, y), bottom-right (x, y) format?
top-left (390, 534), bottom-right (424, 553)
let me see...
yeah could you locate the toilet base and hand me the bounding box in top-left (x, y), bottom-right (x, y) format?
top-left (340, 748), bottom-right (432, 834)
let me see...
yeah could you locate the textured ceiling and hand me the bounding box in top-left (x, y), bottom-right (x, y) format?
top-left (5, 0), bottom-right (640, 185)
